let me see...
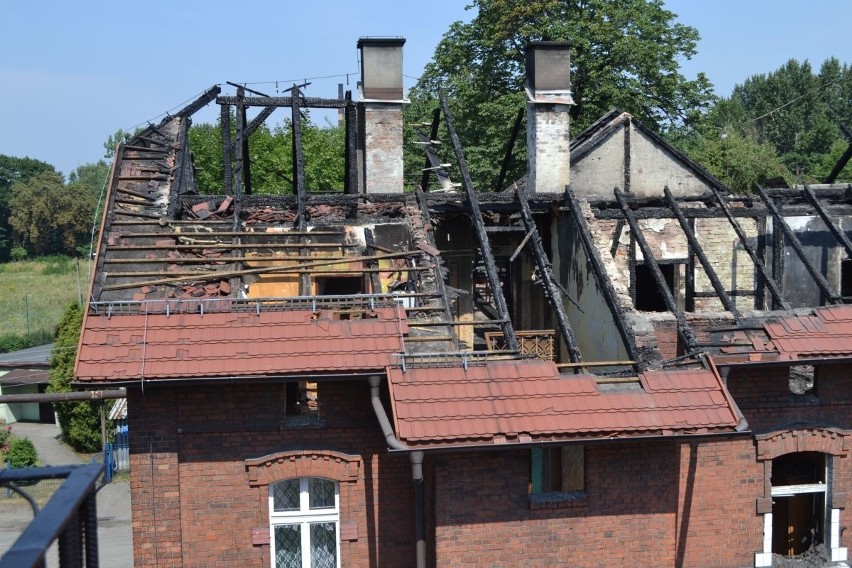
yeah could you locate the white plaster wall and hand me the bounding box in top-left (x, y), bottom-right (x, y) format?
top-left (630, 128), bottom-right (711, 198)
top-left (571, 128), bottom-right (625, 199)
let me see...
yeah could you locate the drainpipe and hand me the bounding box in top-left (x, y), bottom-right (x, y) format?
top-left (368, 375), bottom-right (426, 568)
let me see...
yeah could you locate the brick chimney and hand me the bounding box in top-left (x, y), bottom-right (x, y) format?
top-left (525, 41), bottom-right (573, 194)
top-left (357, 37), bottom-right (406, 194)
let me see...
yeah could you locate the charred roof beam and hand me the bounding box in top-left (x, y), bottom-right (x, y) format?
top-left (663, 187), bottom-right (742, 321)
top-left (803, 184), bottom-right (852, 259)
top-left (216, 96), bottom-right (348, 109)
top-left (175, 85), bottom-right (222, 119)
top-left (515, 187), bottom-right (582, 363)
top-left (709, 187), bottom-right (790, 310)
top-left (825, 124), bottom-right (852, 184)
top-left (615, 188), bottom-right (699, 353)
top-left (565, 187), bottom-right (641, 369)
top-left (440, 94), bottom-right (518, 352)
top-left (418, 108), bottom-right (453, 192)
top-left (755, 184), bottom-right (841, 305)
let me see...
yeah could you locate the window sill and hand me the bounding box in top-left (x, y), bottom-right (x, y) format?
top-left (529, 491), bottom-right (588, 510)
top-left (278, 415), bottom-right (326, 430)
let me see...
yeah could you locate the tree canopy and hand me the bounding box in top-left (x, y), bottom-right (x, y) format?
top-left (674, 57), bottom-right (852, 191)
top-left (189, 116), bottom-right (345, 194)
top-left (48, 302), bottom-right (109, 452)
top-left (407, 0), bottom-right (715, 186)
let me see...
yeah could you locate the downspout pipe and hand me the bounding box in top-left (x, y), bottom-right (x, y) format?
top-left (368, 375), bottom-right (426, 568)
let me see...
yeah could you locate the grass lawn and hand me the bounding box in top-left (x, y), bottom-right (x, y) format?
top-left (0, 257), bottom-right (92, 341)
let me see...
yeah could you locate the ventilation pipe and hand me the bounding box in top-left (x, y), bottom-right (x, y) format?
top-left (357, 37), bottom-right (406, 194)
top-left (525, 41), bottom-right (573, 194)
top-left (369, 375), bottom-right (426, 568)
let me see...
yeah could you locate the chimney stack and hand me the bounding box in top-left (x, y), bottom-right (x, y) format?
top-left (525, 41), bottom-right (573, 194)
top-left (357, 37), bottom-right (406, 194)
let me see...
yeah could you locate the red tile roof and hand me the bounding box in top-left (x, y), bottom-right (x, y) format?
top-left (75, 306), bottom-right (407, 383)
top-left (387, 359), bottom-right (743, 449)
top-left (763, 305), bottom-right (852, 359)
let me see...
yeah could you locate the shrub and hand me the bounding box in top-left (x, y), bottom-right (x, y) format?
top-left (0, 422), bottom-right (11, 454)
top-left (10, 246), bottom-right (28, 262)
top-left (7, 437), bottom-right (38, 468)
top-left (0, 332), bottom-right (27, 354)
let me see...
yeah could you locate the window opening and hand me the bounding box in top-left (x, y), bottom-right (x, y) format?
top-left (315, 276), bottom-right (363, 296)
top-left (634, 262), bottom-right (677, 312)
top-left (285, 381), bottom-right (319, 417)
top-left (771, 452), bottom-right (827, 557)
top-left (530, 446), bottom-right (584, 493)
top-left (789, 365), bottom-right (816, 396)
top-left (270, 478), bottom-right (340, 568)
top-left (841, 259), bottom-right (852, 303)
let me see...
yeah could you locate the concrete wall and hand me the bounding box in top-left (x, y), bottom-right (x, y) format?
top-left (128, 380), bottom-right (414, 568)
top-left (778, 216), bottom-right (852, 308)
top-left (433, 438), bottom-right (763, 568)
top-left (553, 211), bottom-right (629, 362)
top-left (0, 383), bottom-right (40, 424)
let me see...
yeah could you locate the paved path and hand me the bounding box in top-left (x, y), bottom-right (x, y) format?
top-left (0, 422), bottom-right (133, 567)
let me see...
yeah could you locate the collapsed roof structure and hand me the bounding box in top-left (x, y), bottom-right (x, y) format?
top-left (74, 38), bottom-right (852, 568)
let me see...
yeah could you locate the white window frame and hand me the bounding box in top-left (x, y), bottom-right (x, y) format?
top-left (269, 478), bottom-right (341, 568)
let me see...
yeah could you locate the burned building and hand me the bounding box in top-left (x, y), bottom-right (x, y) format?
top-left (74, 38), bottom-right (852, 567)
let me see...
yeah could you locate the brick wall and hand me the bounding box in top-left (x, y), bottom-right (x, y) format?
top-left (726, 364), bottom-right (852, 433)
top-left (128, 379), bottom-right (414, 568)
top-left (432, 438), bottom-right (762, 568)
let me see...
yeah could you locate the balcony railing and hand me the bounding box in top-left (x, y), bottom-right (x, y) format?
top-left (0, 464), bottom-right (103, 568)
top-left (485, 330), bottom-right (556, 361)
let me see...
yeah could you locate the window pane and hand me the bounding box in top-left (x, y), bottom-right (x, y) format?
top-left (310, 522), bottom-right (337, 568)
top-left (272, 479), bottom-right (300, 511)
top-left (309, 478), bottom-right (335, 509)
top-left (273, 524), bottom-right (301, 568)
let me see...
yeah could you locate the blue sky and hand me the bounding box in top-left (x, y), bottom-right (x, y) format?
top-left (1, 0), bottom-right (849, 177)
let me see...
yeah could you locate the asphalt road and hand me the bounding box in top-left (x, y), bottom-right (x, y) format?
top-left (0, 422), bottom-right (133, 567)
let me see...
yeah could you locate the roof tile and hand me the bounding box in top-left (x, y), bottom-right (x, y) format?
top-left (388, 361), bottom-right (742, 448)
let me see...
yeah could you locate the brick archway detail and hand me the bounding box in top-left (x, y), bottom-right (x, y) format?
top-left (245, 449), bottom-right (361, 487)
top-left (756, 427), bottom-right (850, 461)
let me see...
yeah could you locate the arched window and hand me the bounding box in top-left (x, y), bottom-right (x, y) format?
top-left (269, 478), bottom-right (339, 568)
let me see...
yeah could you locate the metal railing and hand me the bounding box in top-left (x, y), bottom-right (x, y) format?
top-left (0, 464), bottom-right (104, 568)
top-left (394, 350), bottom-right (522, 371)
top-left (88, 293), bottom-right (415, 317)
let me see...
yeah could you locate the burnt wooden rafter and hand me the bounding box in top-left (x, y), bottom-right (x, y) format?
top-left (709, 187), bottom-right (790, 310)
top-left (175, 86), bottom-right (222, 119)
top-left (216, 96), bottom-right (349, 108)
top-left (418, 108), bottom-right (453, 192)
top-left (440, 94), bottom-right (518, 352)
top-left (344, 90), bottom-right (358, 194)
top-left (803, 184), bottom-right (852, 259)
top-left (515, 187), bottom-right (582, 363)
top-left (492, 108), bottom-right (524, 192)
top-left (615, 188), bottom-right (698, 353)
top-left (755, 184), bottom-right (841, 304)
top-left (565, 187), bottom-right (640, 368)
top-left (415, 187), bottom-right (456, 329)
top-left (663, 187), bottom-right (741, 320)
top-left (825, 124), bottom-right (852, 184)
top-left (220, 105), bottom-right (233, 195)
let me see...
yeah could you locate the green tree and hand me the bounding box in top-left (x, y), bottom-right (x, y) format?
top-left (408, 0), bottom-right (715, 186)
top-left (702, 58), bottom-right (852, 183)
top-left (48, 302), bottom-right (109, 452)
top-left (9, 171), bottom-right (96, 256)
top-left (0, 155), bottom-right (59, 261)
top-left (103, 129), bottom-right (133, 159)
top-left (677, 129), bottom-right (791, 193)
top-left (189, 117), bottom-right (346, 194)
